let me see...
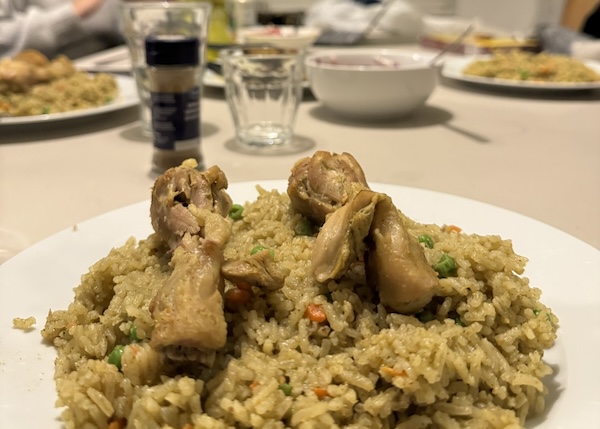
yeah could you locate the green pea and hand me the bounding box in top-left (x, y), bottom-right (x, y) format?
top-left (129, 324), bottom-right (139, 342)
top-left (250, 245), bottom-right (266, 255)
top-left (228, 204), bottom-right (244, 220)
top-left (41, 106), bottom-right (50, 114)
top-left (434, 254), bottom-right (457, 278)
top-left (455, 317), bottom-right (466, 327)
top-left (108, 345), bottom-right (125, 371)
top-left (533, 309), bottom-right (541, 317)
top-left (417, 309), bottom-right (435, 323)
top-left (418, 234), bottom-right (434, 249)
top-left (295, 218), bottom-right (313, 236)
top-left (518, 69), bottom-right (530, 80)
top-left (279, 383), bottom-right (292, 396)
top-left (250, 245), bottom-right (275, 258)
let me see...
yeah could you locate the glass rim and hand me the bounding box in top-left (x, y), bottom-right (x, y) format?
top-left (120, 1), bottom-right (212, 10)
top-left (220, 45), bottom-right (306, 59)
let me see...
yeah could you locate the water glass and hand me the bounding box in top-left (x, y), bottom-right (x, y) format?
top-left (221, 46), bottom-right (305, 150)
top-left (120, 1), bottom-right (212, 135)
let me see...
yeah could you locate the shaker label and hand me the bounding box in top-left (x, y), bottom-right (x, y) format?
top-left (150, 87), bottom-right (200, 150)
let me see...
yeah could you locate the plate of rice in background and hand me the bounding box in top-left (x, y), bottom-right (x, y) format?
top-left (442, 51), bottom-right (600, 91)
top-left (0, 153), bottom-right (599, 429)
top-left (0, 49), bottom-right (138, 125)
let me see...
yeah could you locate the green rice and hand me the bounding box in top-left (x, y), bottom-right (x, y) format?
top-left (42, 186), bottom-right (558, 429)
top-left (463, 50), bottom-right (600, 83)
top-left (0, 72), bottom-right (117, 117)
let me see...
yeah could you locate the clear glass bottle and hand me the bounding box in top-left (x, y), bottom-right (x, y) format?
top-left (145, 35), bottom-right (205, 173)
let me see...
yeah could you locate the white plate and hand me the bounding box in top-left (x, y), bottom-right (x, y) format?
top-left (0, 181), bottom-right (599, 428)
top-left (203, 67), bottom-right (227, 88)
top-left (0, 75), bottom-right (139, 125)
top-left (442, 56), bottom-right (600, 91)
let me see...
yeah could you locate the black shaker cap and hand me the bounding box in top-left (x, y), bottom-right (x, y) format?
top-left (145, 35), bottom-right (200, 66)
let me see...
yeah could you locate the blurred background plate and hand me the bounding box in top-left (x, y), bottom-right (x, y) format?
top-left (442, 56), bottom-right (600, 91)
top-left (0, 75), bottom-right (139, 125)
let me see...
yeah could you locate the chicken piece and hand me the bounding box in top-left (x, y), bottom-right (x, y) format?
top-left (14, 49), bottom-right (49, 66)
top-left (0, 58), bottom-right (39, 92)
top-left (187, 206), bottom-right (232, 248)
top-left (221, 249), bottom-right (290, 291)
top-left (46, 55), bottom-right (76, 80)
top-left (366, 195), bottom-right (438, 313)
top-left (151, 159), bottom-right (232, 248)
top-left (287, 151), bottom-right (369, 224)
top-left (0, 50), bottom-right (54, 92)
top-left (149, 234), bottom-right (227, 365)
top-left (311, 190), bottom-right (380, 283)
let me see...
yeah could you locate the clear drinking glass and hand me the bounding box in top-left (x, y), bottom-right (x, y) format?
top-left (120, 1), bottom-right (212, 135)
top-left (221, 46), bottom-right (306, 152)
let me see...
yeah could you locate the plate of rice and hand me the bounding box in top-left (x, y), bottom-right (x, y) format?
top-left (442, 51), bottom-right (600, 91)
top-left (0, 152), bottom-right (598, 429)
top-left (0, 73), bottom-right (138, 125)
top-left (0, 49), bottom-right (138, 124)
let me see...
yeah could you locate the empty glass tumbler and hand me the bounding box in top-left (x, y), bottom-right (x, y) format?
top-left (221, 46), bottom-right (305, 150)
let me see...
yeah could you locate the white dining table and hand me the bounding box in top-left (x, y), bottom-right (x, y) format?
top-left (1, 42), bottom-right (599, 263)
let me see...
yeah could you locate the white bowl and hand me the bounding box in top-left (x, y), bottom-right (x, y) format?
top-left (305, 49), bottom-right (439, 119)
top-left (239, 25), bottom-right (322, 50)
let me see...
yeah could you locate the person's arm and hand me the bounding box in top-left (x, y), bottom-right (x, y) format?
top-left (0, 0), bottom-right (104, 58)
top-left (561, 0), bottom-right (600, 31)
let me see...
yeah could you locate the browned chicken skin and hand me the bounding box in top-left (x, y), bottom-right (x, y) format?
top-left (151, 160), bottom-right (232, 249)
top-left (312, 190), bottom-right (379, 283)
top-left (221, 249), bottom-right (290, 291)
top-left (289, 151), bottom-right (438, 314)
top-left (366, 194), bottom-right (438, 313)
top-left (287, 151), bottom-right (369, 224)
top-left (149, 234), bottom-right (227, 366)
top-left (0, 50), bottom-right (76, 93)
top-left (149, 160), bottom-right (232, 364)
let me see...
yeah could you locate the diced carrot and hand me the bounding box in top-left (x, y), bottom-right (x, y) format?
top-left (224, 288), bottom-right (252, 312)
top-left (305, 303), bottom-right (327, 323)
top-left (129, 344), bottom-right (140, 356)
top-left (444, 224), bottom-right (462, 233)
top-left (107, 418), bottom-right (127, 429)
top-left (313, 387), bottom-right (329, 399)
top-left (381, 366), bottom-right (407, 377)
top-left (249, 380), bottom-right (260, 391)
top-left (236, 281), bottom-right (253, 291)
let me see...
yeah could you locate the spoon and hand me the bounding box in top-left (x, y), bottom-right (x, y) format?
top-left (428, 23), bottom-right (475, 67)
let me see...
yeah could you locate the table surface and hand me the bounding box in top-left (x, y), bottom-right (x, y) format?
top-left (1, 43), bottom-right (599, 263)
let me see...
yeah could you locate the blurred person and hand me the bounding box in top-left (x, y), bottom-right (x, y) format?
top-left (561, 0), bottom-right (599, 35)
top-left (304, 0), bottom-right (424, 42)
top-left (536, 0), bottom-right (600, 60)
top-left (582, 3), bottom-right (599, 37)
top-left (0, 0), bottom-right (123, 59)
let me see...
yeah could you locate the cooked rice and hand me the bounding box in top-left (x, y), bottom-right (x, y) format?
top-left (42, 186), bottom-right (558, 429)
top-left (463, 50), bottom-right (600, 83)
top-left (0, 72), bottom-right (118, 117)
top-left (13, 316), bottom-right (36, 330)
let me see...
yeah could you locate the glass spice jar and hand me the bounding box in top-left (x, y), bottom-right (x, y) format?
top-left (145, 35), bottom-right (205, 173)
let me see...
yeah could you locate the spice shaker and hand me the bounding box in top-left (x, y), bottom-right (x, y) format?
top-left (145, 35), bottom-right (204, 173)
